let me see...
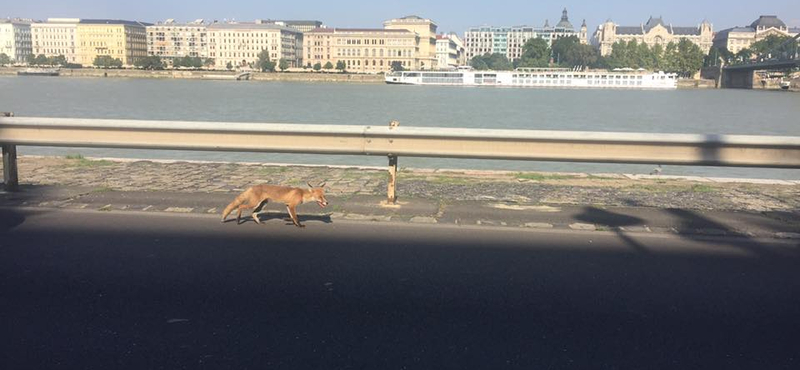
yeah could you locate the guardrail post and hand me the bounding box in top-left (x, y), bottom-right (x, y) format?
top-left (1, 112), bottom-right (17, 191)
top-left (2, 144), bottom-right (18, 192)
top-left (387, 155), bottom-right (398, 204)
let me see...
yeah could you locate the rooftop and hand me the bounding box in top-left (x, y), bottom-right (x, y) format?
top-left (750, 15), bottom-right (786, 29)
top-left (79, 19), bottom-right (152, 26)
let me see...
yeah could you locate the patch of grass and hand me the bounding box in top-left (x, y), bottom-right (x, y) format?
top-left (92, 186), bottom-right (114, 193)
top-left (515, 173), bottom-right (574, 181)
top-left (424, 176), bottom-right (475, 185)
top-left (65, 154), bottom-right (114, 167)
top-left (691, 184), bottom-right (716, 193)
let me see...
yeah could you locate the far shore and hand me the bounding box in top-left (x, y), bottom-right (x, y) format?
top-left (0, 66), bottom-right (721, 88)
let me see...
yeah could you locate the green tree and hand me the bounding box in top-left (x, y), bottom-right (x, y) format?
top-left (335, 60), bottom-right (346, 72)
top-left (173, 56), bottom-right (203, 69)
top-left (470, 57), bottom-right (488, 70)
top-left (0, 53), bottom-right (11, 66)
top-left (256, 49), bottom-right (276, 72)
top-left (471, 53), bottom-right (513, 70)
top-left (551, 36), bottom-right (579, 65)
top-left (225, 61), bottom-right (233, 70)
top-left (323, 61), bottom-right (333, 70)
top-left (52, 55), bottom-right (68, 66)
top-left (564, 43), bottom-right (599, 68)
top-left (93, 55), bottom-right (122, 69)
top-left (279, 59), bottom-right (289, 71)
top-left (516, 38), bottom-right (550, 68)
top-left (33, 54), bottom-right (50, 66)
top-left (313, 62), bottom-right (322, 71)
top-left (666, 39), bottom-right (704, 77)
top-left (749, 35), bottom-right (795, 57)
top-left (203, 58), bottom-right (215, 68)
top-left (25, 54), bottom-right (36, 65)
top-left (134, 56), bottom-right (164, 70)
top-left (390, 61), bottom-right (404, 72)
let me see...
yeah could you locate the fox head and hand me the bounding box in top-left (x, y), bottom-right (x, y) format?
top-left (307, 182), bottom-right (328, 208)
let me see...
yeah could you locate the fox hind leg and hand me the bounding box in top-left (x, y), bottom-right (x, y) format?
top-left (252, 199), bottom-right (269, 224)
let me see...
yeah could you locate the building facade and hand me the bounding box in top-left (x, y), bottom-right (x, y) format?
top-left (436, 33), bottom-right (465, 68)
top-left (208, 21), bottom-right (303, 70)
top-left (303, 27), bottom-right (417, 73)
top-left (31, 18), bottom-right (79, 63)
top-left (76, 19), bottom-right (149, 66)
top-left (384, 16), bottom-right (438, 69)
top-left (713, 16), bottom-right (799, 54)
top-left (464, 9), bottom-right (587, 61)
top-left (0, 19), bottom-right (32, 63)
top-left (592, 16), bottom-right (713, 56)
top-left (147, 19), bottom-right (209, 62)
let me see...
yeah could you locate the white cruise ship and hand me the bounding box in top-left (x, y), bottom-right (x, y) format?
top-left (385, 68), bottom-right (678, 89)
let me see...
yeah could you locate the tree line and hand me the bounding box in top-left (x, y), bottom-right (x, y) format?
top-left (706, 34), bottom-right (798, 67)
top-left (469, 36), bottom-right (708, 77)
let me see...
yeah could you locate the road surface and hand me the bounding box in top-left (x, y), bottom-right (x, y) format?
top-left (1, 207), bottom-right (799, 369)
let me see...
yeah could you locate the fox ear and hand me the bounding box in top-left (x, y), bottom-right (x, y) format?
top-left (307, 182), bottom-right (314, 188)
top-left (319, 182), bottom-right (326, 188)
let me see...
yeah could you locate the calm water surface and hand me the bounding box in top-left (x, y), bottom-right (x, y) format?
top-left (2, 76), bottom-right (799, 179)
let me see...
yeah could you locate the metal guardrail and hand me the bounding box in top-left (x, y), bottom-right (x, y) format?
top-left (2, 115), bottom-right (800, 201)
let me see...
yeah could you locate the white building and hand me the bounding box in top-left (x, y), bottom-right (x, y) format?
top-left (147, 19), bottom-right (209, 62)
top-left (713, 15), bottom-right (799, 54)
top-left (208, 20), bottom-right (303, 70)
top-left (0, 19), bottom-right (32, 63)
top-left (464, 9), bottom-right (587, 61)
top-left (592, 16), bottom-right (714, 56)
top-left (31, 18), bottom-right (79, 63)
top-left (436, 33), bottom-right (465, 69)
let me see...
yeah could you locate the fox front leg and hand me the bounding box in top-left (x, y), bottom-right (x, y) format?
top-left (286, 205), bottom-right (305, 228)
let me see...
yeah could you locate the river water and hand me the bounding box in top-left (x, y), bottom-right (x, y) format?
top-left (1, 76), bottom-right (799, 179)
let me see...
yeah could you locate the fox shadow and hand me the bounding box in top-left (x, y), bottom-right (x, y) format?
top-left (224, 212), bottom-right (333, 226)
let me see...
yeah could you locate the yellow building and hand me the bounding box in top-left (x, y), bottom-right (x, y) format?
top-left (384, 16), bottom-right (438, 69)
top-left (76, 19), bottom-right (149, 66)
top-left (304, 28), bottom-right (417, 73)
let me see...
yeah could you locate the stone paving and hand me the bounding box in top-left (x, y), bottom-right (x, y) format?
top-left (3, 155), bottom-right (799, 213)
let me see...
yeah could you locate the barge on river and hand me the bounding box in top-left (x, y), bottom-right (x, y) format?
top-left (385, 68), bottom-right (677, 89)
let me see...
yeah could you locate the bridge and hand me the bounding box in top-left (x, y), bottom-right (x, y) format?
top-left (721, 34), bottom-right (799, 88)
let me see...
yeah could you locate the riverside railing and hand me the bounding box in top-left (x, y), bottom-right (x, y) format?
top-left (2, 114), bottom-right (800, 202)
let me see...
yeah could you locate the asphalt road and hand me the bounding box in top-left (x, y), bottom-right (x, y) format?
top-left (1, 207), bottom-right (799, 369)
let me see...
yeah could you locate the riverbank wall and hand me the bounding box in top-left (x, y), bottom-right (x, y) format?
top-left (0, 67), bottom-right (385, 83)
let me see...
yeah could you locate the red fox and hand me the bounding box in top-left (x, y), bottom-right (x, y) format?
top-left (221, 182), bottom-right (328, 228)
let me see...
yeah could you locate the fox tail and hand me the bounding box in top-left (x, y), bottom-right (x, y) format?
top-left (221, 189), bottom-right (250, 222)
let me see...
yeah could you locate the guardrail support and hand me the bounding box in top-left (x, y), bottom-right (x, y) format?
top-left (387, 155), bottom-right (398, 204)
top-left (2, 144), bottom-right (18, 192)
top-left (1, 112), bottom-right (17, 191)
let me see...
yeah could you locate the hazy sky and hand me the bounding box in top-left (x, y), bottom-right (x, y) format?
top-left (3, 0), bottom-right (798, 34)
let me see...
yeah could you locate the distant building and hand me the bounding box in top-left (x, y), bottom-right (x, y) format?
top-left (592, 16), bottom-right (713, 56)
top-left (384, 16), bottom-right (438, 69)
top-left (207, 21), bottom-right (303, 70)
top-left (303, 27), bottom-right (417, 73)
top-left (0, 19), bottom-right (32, 63)
top-left (147, 19), bottom-right (209, 62)
top-left (464, 9), bottom-right (588, 62)
top-left (31, 18), bottom-right (79, 63)
top-left (255, 20), bottom-right (324, 33)
top-left (713, 15), bottom-right (799, 54)
top-left (76, 19), bottom-right (150, 66)
top-left (436, 33), bottom-right (465, 69)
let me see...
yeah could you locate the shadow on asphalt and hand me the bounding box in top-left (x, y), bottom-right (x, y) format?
top-left (224, 212), bottom-right (334, 226)
top-left (575, 206), bottom-right (650, 253)
top-left (2, 211), bottom-right (799, 370)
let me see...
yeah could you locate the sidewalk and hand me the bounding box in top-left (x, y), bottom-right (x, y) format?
top-left (2, 156), bottom-right (799, 239)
